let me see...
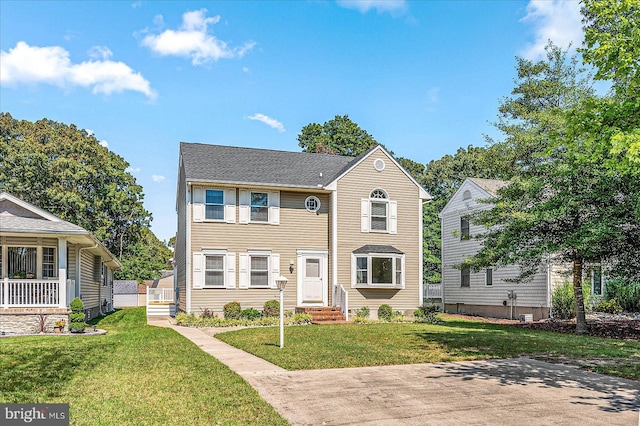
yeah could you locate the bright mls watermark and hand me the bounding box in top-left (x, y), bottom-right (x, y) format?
top-left (1, 404), bottom-right (68, 425)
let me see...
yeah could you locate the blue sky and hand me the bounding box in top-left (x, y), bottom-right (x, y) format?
top-left (0, 0), bottom-right (583, 243)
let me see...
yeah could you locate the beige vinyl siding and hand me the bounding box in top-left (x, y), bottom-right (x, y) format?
top-left (189, 190), bottom-right (330, 312)
top-left (335, 150), bottom-right (421, 312)
top-left (441, 180), bottom-right (549, 310)
top-left (176, 163), bottom-right (188, 312)
top-left (67, 244), bottom-right (77, 284)
top-left (79, 250), bottom-right (99, 310)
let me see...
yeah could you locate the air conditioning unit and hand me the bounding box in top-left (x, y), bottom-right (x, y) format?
top-left (519, 314), bottom-right (533, 323)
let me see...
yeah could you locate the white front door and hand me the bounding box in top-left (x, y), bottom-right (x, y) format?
top-left (297, 250), bottom-right (328, 306)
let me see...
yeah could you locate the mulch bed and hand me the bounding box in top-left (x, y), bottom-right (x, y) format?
top-left (514, 319), bottom-right (640, 341)
top-left (442, 313), bottom-right (640, 341)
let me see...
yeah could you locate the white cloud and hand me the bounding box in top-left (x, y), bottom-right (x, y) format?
top-left (99, 140), bottom-right (108, 148)
top-left (126, 167), bottom-right (141, 173)
top-left (85, 128), bottom-right (94, 136)
top-left (426, 87), bottom-right (439, 104)
top-left (337, 0), bottom-right (407, 14)
top-left (247, 113), bottom-right (285, 133)
top-left (242, 66), bottom-right (249, 73)
top-left (520, 0), bottom-right (582, 61)
top-left (141, 9), bottom-right (256, 65)
top-left (152, 175), bottom-right (166, 182)
top-left (0, 41), bottom-right (157, 99)
top-left (88, 46), bottom-right (113, 61)
top-left (131, 1), bottom-right (142, 8)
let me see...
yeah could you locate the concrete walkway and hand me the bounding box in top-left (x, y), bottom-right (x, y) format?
top-left (148, 317), bottom-right (640, 425)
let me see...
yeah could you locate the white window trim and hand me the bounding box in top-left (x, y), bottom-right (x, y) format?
top-left (591, 266), bottom-right (604, 297)
top-left (239, 251), bottom-right (280, 289)
top-left (351, 252), bottom-right (404, 289)
top-left (460, 217), bottom-right (470, 240)
top-left (461, 267), bottom-right (470, 287)
top-left (193, 249), bottom-right (236, 290)
top-left (360, 188), bottom-right (397, 235)
top-left (192, 187), bottom-right (236, 224)
top-left (239, 190), bottom-right (280, 225)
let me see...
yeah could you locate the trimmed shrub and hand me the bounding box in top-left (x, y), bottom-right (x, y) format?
top-left (594, 299), bottom-right (623, 314)
top-left (414, 304), bottom-right (441, 324)
top-left (69, 297), bottom-right (85, 333)
top-left (378, 304), bottom-right (393, 321)
top-left (355, 306), bottom-right (370, 319)
top-left (604, 278), bottom-right (640, 312)
top-left (175, 312), bottom-right (312, 327)
top-left (240, 308), bottom-right (262, 320)
top-left (223, 301), bottom-right (242, 320)
top-left (263, 300), bottom-right (280, 317)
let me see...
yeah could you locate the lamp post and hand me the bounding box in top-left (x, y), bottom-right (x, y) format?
top-left (275, 276), bottom-right (288, 348)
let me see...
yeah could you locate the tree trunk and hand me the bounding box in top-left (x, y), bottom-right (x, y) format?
top-left (572, 258), bottom-right (588, 334)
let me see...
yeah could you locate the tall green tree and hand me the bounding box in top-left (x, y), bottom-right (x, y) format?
top-left (577, 0), bottom-right (640, 172)
top-left (0, 113), bottom-right (166, 279)
top-left (116, 227), bottom-right (172, 280)
top-left (468, 44), bottom-right (637, 334)
top-left (297, 115), bottom-right (380, 156)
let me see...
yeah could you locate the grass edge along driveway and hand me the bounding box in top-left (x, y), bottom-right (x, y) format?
top-left (216, 318), bottom-right (640, 380)
top-left (0, 308), bottom-right (287, 426)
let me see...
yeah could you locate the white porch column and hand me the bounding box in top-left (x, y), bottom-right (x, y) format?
top-left (58, 238), bottom-right (67, 308)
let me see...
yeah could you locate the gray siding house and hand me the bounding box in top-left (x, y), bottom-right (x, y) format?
top-left (175, 143), bottom-right (431, 319)
top-left (0, 192), bottom-right (121, 333)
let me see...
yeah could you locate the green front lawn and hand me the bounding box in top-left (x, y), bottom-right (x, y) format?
top-left (216, 318), bottom-right (640, 380)
top-left (0, 308), bottom-right (286, 426)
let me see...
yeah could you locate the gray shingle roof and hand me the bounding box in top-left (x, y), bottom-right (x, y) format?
top-left (353, 245), bottom-right (404, 254)
top-left (180, 142), bottom-right (359, 188)
top-left (468, 178), bottom-right (510, 197)
top-left (0, 215), bottom-right (88, 234)
top-left (113, 280), bottom-right (138, 294)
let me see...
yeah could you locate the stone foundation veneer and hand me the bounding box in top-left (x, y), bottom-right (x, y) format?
top-left (0, 308), bottom-right (71, 335)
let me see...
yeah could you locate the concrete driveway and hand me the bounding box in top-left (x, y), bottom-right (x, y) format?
top-left (149, 319), bottom-right (640, 425)
top-left (243, 358), bottom-right (639, 425)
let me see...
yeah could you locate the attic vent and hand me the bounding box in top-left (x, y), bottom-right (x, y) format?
top-left (373, 158), bottom-right (385, 172)
top-left (462, 190), bottom-right (471, 200)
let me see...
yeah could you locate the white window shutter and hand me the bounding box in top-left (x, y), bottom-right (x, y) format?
top-left (225, 189), bottom-right (236, 224)
top-left (192, 252), bottom-right (204, 289)
top-left (239, 190), bottom-right (250, 224)
top-left (389, 200), bottom-right (398, 234)
top-left (238, 254), bottom-right (249, 289)
top-left (360, 199), bottom-right (370, 233)
top-left (270, 191), bottom-right (280, 225)
top-left (193, 188), bottom-right (204, 222)
top-left (270, 254), bottom-right (280, 289)
top-left (225, 253), bottom-right (236, 289)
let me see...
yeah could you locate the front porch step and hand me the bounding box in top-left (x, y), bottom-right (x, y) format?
top-left (296, 307), bottom-right (346, 324)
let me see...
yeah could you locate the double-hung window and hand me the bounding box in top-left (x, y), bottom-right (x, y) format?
top-left (592, 266), bottom-right (603, 296)
top-left (205, 189), bottom-right (224, 220)
top-left (485, 268), bottom-right (493, 286)
top-left (250, 192), bottom-right (269, 222)
top-left (250, 255), bottom-right (269, 287)
top-left (461, 267), bottom-right (470, 287)
top-left (361, 189), bottom-right (397, 234)
top-left (460, 217), bottom-right (470, 240)
top-left (42, 247), bottom-right (56, 278)
top-left (204, 254), bottom-right (225, 287)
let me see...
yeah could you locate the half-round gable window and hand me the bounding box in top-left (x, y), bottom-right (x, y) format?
top-left (370, 189), bottom-right (388, 199)
top-left (462, 190), bottom-right (471, 200)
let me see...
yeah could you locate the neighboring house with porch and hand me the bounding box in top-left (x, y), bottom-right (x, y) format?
top-left (0, 192), bottom-right (121, 334)
top-left (439, 178), bottom-right (605, 321)
top-left (175, 143), bottom-right (431, 319)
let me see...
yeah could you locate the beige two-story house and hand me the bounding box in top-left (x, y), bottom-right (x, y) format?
top-left (175, 143), bottom-right (431, 319)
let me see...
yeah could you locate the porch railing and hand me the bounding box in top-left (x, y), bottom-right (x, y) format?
top-left (424, 283), bottom-right (443, 300)
top-left (1, 278), bottom-right (61, 308)
top-left (147, 287), bottom-right (174, 304)
top-left (333, 284), bottom-right (349, 321)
